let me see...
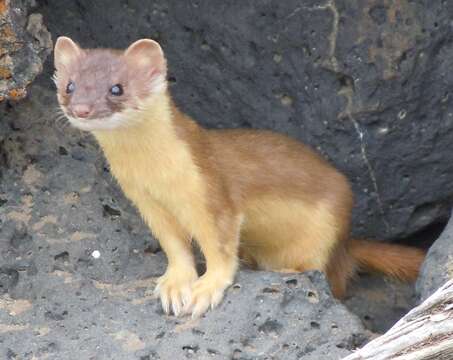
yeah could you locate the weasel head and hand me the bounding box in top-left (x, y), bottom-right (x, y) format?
top-left (53, 37), bottom-right (167, 131)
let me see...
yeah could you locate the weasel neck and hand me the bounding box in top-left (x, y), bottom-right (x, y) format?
top-left (93, 92), bottom-right (202, 160)
top-left (93, 91), bottom-right (187, 149)
top-left (90, 90), bottom-right (207, 215)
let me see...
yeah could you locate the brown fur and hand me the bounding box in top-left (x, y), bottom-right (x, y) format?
top-left (54, 37), bottom-right (426, 317)
top-left (349, 239), bottom-right (425, 282)
top-left (170, 102), bottom-right (426, 299)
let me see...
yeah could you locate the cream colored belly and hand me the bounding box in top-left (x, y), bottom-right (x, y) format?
top-left (239, 196), bottom-right (340, 272)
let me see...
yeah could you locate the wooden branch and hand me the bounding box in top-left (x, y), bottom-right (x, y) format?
top-left (342, 279), bottom-right (453, 360)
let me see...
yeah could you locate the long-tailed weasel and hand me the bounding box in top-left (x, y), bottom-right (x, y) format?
top-left (53, 37), bottom-right (425, 318)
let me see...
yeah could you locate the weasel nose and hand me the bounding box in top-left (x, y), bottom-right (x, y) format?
top-left (72, 104), bottom-right (92, 118)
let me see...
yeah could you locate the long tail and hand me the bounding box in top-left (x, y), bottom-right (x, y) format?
top-left (349, 239), bottom-right (426, 281)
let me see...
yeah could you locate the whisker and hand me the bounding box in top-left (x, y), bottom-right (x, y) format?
top-left (53, 115), bottom-right (70, 133)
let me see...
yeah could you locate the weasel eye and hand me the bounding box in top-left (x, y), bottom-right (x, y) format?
top-left (110, 84), bottom-right (123, 96)
top-left (66, 81), bottom-right (75, 94)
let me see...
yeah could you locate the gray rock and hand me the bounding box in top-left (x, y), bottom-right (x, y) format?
top-left (416, 211), bottom-right (453, 301)
top-left (344, 274), bottom-right (416, 334)
top-left (0, 0), bottom-right (52, 101)
top-left (37, 0), bottom-right (453, 240)
top-left (0, 267), bottom-right (367, 359)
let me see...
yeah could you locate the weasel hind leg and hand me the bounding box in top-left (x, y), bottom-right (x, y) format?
top-left (239, 197), bottom-right (355, 297)
top-left (325, 245), bottom-right (356, 298)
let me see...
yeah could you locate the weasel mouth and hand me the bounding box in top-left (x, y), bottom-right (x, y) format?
top-left (69, 113), bottom-right (101, 121)
top-left (66, 110), bottom-right (88, 120)
top-left (65, 113), bottom-right (128, 131)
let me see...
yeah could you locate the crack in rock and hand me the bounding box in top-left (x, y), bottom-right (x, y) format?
top-left (285, 0), bottom-right (339, 72)
top-left (323, 0), bottom-right (340, 71)
top-left (292, 0), bottom-right (340, 71)
top-left (284, 1), bottom-right (390, 234)
top-left (339, 84), bottom-right (390, 233)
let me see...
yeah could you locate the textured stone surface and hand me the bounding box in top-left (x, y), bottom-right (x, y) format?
top-left (0, 268), bottom-right (367, 359)
top-left (36, 0), bottom-right (453, 240)
top-left (0, 82), bottom-right (371, 359)
top-left (344, 274), bottom-right (416, 334)
top-left (0, 0), bottom-right (52, 102)
top-left (416, 211), bottom-right (453, 301)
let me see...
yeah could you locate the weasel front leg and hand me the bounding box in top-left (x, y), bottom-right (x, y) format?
top-left (183, 211), bottom-right (241, 318)
top-left (132, 194), bottom-right (198, 316)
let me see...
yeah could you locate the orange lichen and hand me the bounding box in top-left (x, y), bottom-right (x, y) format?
top-left (1, 24), bottom-right (15, 40)
top-left (0, 66), bottom-right (11, 79)
top-left (8, 88), bottom-right (26, 100)
top-left (0, 0), bottom-right (9, 15)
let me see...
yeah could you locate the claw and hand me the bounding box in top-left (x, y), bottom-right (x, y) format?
top-left (153, 283), bottom-right (161, 297)
top-left (172, 301), bottom-right (181, 317)
top-left (154, 267), bottom-right (198, 316)
top-left (183, 274), bottom-right (232, 318)
top-left (182, 287), bottom-right (192, 308)
top-left (161, 292), bottom-right (170, 315)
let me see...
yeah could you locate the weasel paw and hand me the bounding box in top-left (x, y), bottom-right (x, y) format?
top-left (183, 274), bottom-right (232, 318)
top-left (154, 268), bottom-right (198, 316)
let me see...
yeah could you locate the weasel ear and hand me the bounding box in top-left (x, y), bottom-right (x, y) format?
top-left (124, 39), bottom-right (167, 77)
top-left (54, 37), bottom-right (82, 71)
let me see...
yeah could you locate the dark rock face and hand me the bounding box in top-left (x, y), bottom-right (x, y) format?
top-left (416, 212), bottom-right (453, 301)
top-left (36, 0), bottom-right (453, 240)
top-left (0, 0), bottom-right (52, 101)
